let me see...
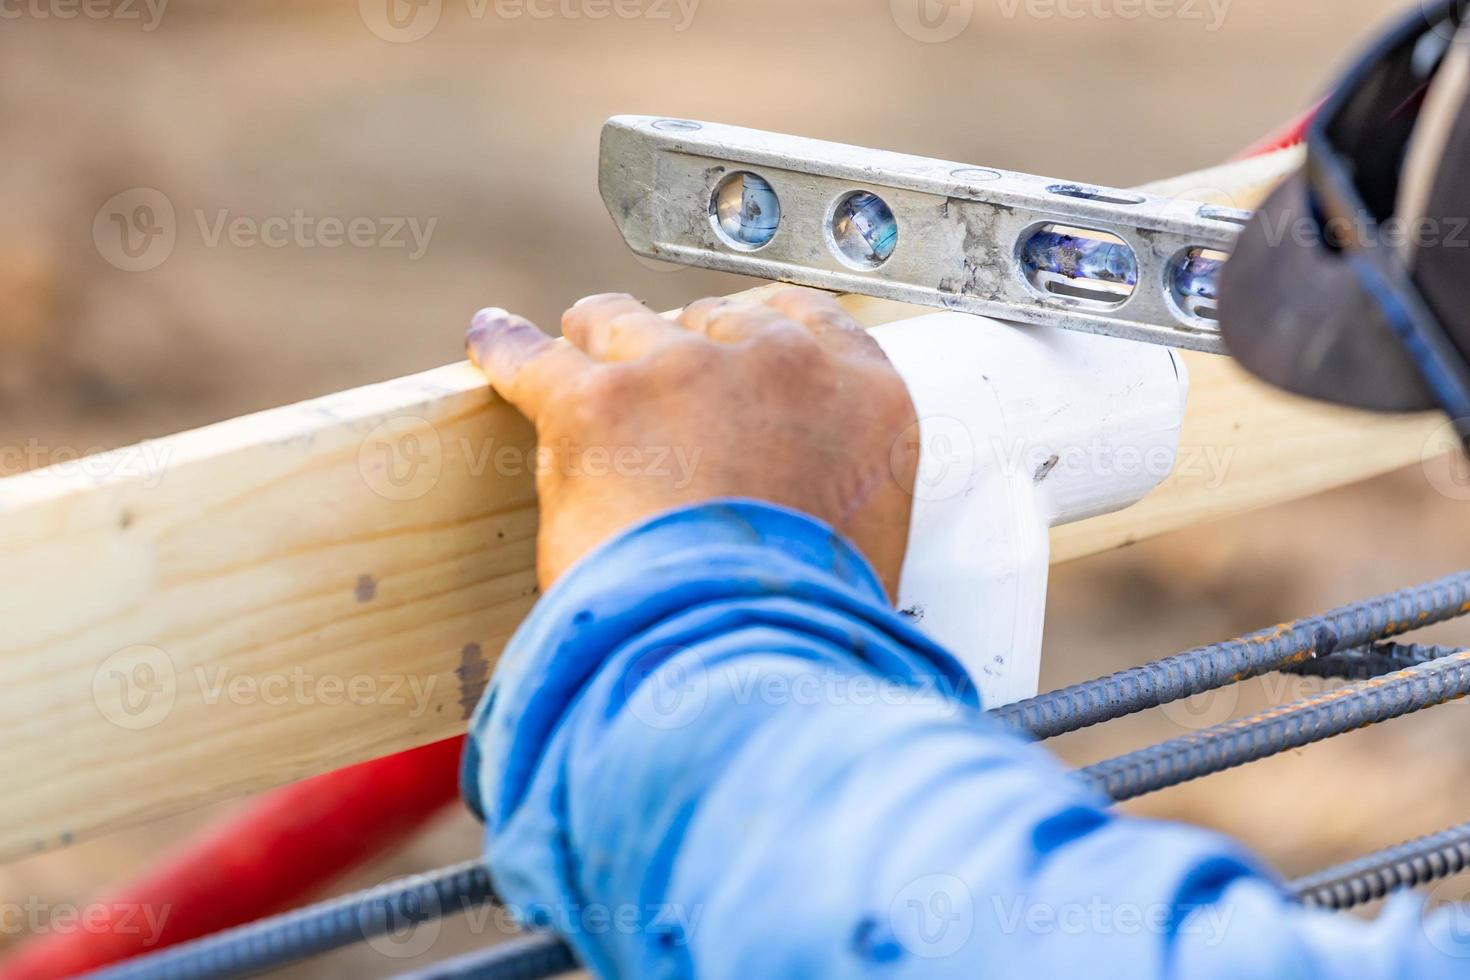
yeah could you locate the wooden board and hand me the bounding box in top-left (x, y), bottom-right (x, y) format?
top-left (0, 146), bottom-right (1445, 859)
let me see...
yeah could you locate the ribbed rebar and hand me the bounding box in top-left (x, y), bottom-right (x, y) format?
top-left (390, 934), bottom-right (577, 980)
top-left (989, 571), bottom-right (1470, 739)
top-left (1291, 821), bottom-right (1470, 911)
top-left (87, 860), bottom-right (498, 980)
top-left (1081, 650), bottom-right (1470, 802)
top-left (83, 572), bottom-right (1470, 979)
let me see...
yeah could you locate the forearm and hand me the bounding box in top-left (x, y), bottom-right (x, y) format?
top-left (465, 500), bottom-right (1467, 979)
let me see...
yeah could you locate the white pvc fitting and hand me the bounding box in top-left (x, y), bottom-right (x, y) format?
top-left (871, 312), bottom-right (1188, 709)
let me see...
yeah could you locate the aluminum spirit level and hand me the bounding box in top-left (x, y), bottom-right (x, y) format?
top-left (599, 116), bottom-right (1249, 353)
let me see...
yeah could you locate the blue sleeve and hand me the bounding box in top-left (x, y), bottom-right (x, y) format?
top-left (464, 499), bottom-right (1470, 979)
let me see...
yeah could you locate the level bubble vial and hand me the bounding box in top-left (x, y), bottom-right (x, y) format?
top-left (830, 191), bottom-right (897, 269)
top-left (709, 171), bottom-right (780, 250)
top-left (1020, 226), bottom-right (1138, 307)
top-left (1168, 247), bottom-right (1228, 321)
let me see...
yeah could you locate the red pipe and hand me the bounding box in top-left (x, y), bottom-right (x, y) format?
top-left (1230, 100), bottom-right (1322, 160)
top-left (0, 737), bottom-right (464, 979)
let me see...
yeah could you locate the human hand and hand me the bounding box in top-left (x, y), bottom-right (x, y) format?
top-left (465, 289), bottom-right (919, 598)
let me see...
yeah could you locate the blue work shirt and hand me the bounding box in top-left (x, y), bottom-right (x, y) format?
top-left (464, 499), bottom-right (1470, 978)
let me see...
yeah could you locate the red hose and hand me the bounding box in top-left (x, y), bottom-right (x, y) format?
top-left (0, 737), bottom-right (464, 979)
top-left (1230, 100), bottom-right (1322, 160)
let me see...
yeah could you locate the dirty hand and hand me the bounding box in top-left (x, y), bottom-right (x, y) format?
top-left (465, 289), bottom-right (919, 598)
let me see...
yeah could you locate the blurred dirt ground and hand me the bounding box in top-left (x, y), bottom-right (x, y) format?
top-left (2, 0), bottom-right (1467, 975)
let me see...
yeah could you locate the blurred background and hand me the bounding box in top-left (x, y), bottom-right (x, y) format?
top-left (2, 0), bottom-right (1467, 974)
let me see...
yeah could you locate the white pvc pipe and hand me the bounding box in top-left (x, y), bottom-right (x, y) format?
top-left (872, 312), bottom-right (1188, 708)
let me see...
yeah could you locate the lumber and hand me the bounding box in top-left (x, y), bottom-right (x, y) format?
top-left (0, 146), bottom-right (1445, 859)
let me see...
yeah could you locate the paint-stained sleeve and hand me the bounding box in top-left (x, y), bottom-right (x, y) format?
top-left (463, 498), bottom-right (1470, 979)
